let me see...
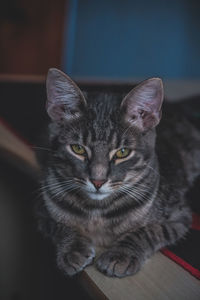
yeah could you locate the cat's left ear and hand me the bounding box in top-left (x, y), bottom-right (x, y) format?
top-left (46, 68), bottom-right (87, 122)
top-left (121, 78), bottom-right (164, 131)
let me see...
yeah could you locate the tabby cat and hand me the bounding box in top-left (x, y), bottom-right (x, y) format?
top-left (37, 68), bottom-right (200, 278)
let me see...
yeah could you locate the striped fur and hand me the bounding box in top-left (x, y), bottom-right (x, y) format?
top-left (36, 69), bottom-right (200, 278)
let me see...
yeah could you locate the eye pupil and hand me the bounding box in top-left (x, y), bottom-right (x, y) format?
top-left (115, 148), bottom-right (130, 159)
top-left (71, 144), bottom-right (86, 155)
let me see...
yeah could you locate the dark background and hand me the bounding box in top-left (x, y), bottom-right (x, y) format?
top-left (0, 0), bottom-right (66, 75)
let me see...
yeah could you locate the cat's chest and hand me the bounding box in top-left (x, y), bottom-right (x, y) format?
top-left (77, 208), bottom-right (147, 246)
top-left (79, 214), bottom-right (113, 246)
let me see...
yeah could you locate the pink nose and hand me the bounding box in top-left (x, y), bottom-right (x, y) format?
top-left (91, 180), bottom-right (106, 189)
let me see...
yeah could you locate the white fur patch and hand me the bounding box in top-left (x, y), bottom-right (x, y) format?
top-left (85, 179), bottom-right (112, 201)
top-left (81, 247), bottom-right (96, 268)
top-left (88, 193), bottom-right (110, 200)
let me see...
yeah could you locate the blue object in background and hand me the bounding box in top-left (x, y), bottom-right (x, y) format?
top-left (63, 0), bottom-right (200, 80)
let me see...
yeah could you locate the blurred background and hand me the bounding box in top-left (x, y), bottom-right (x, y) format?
top-left (0, 1), bottom-right (200, 299)
top-left (0, 0), bottom-right (200, 81)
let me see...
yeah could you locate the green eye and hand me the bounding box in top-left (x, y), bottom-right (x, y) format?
top-left (71, 144), bottom-right (86, 155)
top-left (115, 148), bottom-right (131, 159)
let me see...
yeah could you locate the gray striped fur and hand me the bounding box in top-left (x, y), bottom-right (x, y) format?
top-left (36, 69), bottom-right (199, 278)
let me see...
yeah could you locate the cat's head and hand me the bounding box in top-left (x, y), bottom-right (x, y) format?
top-left (46, 68), bottom-right (163, 201)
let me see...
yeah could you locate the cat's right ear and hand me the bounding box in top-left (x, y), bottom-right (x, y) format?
top-left (46, 68), bottom-right (87, 122)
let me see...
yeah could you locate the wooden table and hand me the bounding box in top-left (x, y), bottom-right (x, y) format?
top-left (80, 252), bottom-right (200, 300)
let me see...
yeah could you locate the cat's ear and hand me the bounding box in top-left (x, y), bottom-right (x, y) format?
top-left (120, 78), bottom-right (164, 131)
top-left (46, 68), bottom-right (87, 122)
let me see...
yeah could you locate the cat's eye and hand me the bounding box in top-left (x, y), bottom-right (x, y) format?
top-left (71, 144), bottom-right (86, 155)
top-left (115, 148), bottom-right (131, 159)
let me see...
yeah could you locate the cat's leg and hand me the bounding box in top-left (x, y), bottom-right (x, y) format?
top-left (56, 229), bottom-right (95, 276)
top-left (36, 202), bottom-right (95, 276)
top-left (96, 214), bottom-right (191, 278)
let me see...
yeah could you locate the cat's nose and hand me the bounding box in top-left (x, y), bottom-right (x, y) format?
top-left (91, 179), bottom-right (106, 190)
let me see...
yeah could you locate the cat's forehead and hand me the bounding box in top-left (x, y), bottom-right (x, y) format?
top-left (84, 133), bottom-right (119, 151)
top-left (76, 123), bottom-right (118, 150)
top-left (82, 93), bottom-right (121, 146)
top-left (85, 91), bottom-right (122, 114)
top-left (65, 92), bottom-right (138, 147)
top-left (79, 119), bottom-right (137, 150)
top-left (85, 92), bottom-right (121, 131)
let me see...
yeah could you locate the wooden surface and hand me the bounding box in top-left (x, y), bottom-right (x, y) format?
top-left (80, 252), bottom-right (200, 300)
top-left (0, 121), bottom-right (39, 175)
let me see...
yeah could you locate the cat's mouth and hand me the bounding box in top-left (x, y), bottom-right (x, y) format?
top-left (83, 179), bottom-right (113, 200)
top-left (88, 191), bottom-right (111, 200)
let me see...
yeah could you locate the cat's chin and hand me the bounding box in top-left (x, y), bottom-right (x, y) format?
top-left (88, 192), bottom-right (110, 201)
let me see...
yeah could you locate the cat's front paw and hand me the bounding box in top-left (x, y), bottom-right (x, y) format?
top-left (96, 248), bottom-right (141, 278)
top-left (57, 243), bottom-right (95, 276)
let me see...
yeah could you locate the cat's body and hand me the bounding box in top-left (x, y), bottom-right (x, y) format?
top-left (37, 69), bottom-right (200, 278)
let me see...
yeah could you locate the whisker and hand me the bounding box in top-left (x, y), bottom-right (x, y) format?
top-left (122, 184), bottom-right (149, 194)
top-left (144, 163), bottom-right (160, 177)
top-left (32, 146), bottom-right (55, 153)
top-left (36, 180), bottom-right (74, 192)
top-left (119, 185), bottom-right (151, 204)
top-left (119, 186), bottom-right (144, 204)
top-left (60, 185), bottom-right (81, 199)
top-left (34, 179), bottom-right (77, 199)
top-left (125, 185), bottom-right (152, 195)
top-left (50, 184), bottom-right (78, 200)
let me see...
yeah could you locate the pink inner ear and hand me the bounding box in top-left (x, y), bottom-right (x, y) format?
top-left (121, 78), bottom-right (163, 130)
top-left (47, 104), bottom-right (66, 121)
top-left (143, 111), bottom-right (160, 129)
top-left (46, 68), bottom-right (87, 122)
